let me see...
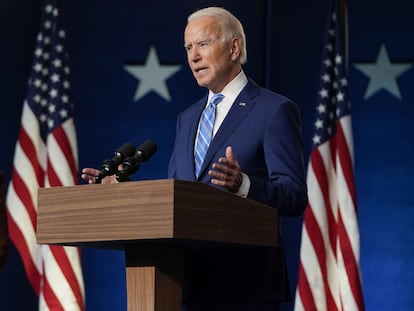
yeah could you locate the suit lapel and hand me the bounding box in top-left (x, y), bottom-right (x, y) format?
top-left (199, 80), bottom-right (260, 177)
top-left (188, 95), bottom-right (208, 178)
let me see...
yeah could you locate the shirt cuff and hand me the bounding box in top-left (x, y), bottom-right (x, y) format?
top-left (235, 172), bottom-right (250, 198)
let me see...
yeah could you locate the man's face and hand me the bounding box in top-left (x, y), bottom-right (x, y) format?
top-left (184, 16), bottom-right (237, 93)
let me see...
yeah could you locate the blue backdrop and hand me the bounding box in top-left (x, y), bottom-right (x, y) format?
top-left (0, 0), bottom-right (413, 310)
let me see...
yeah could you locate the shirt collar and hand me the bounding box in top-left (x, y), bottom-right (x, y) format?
top-left (208, 70), bottom-right (248, 104)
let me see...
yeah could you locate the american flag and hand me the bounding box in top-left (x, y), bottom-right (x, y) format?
top-left (6, 0), bottom-right (85, 310)
top-left (294, 0), bottom-right (365, 310)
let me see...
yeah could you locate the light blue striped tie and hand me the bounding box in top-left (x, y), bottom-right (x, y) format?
top-left (194, 93), bottom-right (224, 178)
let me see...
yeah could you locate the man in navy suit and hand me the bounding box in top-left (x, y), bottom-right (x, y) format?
top-left (82, 6), bottom-right (307, 311)
top-left (169, 6), bottom-right (308, 311)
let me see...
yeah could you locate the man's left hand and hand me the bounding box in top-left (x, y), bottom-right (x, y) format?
top-left (209, 146), bottom-right (243, 193)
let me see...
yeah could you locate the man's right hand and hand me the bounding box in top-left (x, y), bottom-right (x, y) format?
top-left (81, 168), bottom-right (118, 184)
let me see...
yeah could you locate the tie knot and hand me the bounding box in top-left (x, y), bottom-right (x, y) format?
top-left (210, 93), bottom-right (224, 106)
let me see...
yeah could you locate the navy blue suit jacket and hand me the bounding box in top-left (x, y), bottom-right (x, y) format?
top-left (168, 79), bottom-right (307, 304)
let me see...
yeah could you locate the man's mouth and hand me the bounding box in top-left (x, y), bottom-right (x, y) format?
top-left (194, 67), bottom-right (208, 73)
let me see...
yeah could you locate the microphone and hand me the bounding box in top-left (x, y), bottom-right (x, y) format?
top-left (116, 140), bottom-right (157, 182)
top-left (95, 142), bottom-right (136, 184)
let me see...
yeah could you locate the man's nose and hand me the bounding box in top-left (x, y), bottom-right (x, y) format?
top-left (189, 47), bottom-right (201, 62)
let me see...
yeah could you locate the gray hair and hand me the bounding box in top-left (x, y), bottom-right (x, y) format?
top-left (188, 7), bottom-right (247, 64)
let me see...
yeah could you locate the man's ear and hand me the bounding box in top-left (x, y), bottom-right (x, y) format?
top-left (230, 37), bottom-right (241, 60)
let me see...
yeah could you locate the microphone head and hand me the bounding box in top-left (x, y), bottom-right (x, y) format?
top-left (115, 140), bottom-right (157, 182)
top-left (115, 142), bottom-right (136, 159)
top-left (137, 140), bottom-right (157, 161)
top-left (96, 142), bottom-right (137, 184)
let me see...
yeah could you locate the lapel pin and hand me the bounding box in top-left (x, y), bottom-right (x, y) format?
top-left (239, 102), bottom-right (247, 107)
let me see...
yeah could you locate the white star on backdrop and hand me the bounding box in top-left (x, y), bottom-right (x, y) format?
top-left (124, 46), bottom-right (181, 102)
top-left (354, 44), bottom-right (412, 100)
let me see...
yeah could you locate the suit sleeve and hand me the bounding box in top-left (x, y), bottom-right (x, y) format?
top-left (168, 112), bottom-right (183, 179)
top-left (247, 99), bottom-right (308, 217)
top-left (168, 119), bottom-right (178, 179)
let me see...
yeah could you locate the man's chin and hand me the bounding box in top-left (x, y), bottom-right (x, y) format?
top-left (195, 73), bottom-right (219, 90)
top-left (195, 78), bottom-right (209, 89)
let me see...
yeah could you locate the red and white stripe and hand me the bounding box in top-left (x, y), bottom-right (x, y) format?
top-left (294, 115), bottom-right (364, 311)
top-left (7, 101), bottom-right (85, 308)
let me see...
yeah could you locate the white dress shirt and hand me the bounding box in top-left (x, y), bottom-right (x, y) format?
top-left (208, 70), bottom-right (248, 137)
top-left (200, 70), bottom-right (251, 197)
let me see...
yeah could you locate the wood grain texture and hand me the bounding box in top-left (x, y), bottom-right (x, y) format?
top-left (37, 179), bottom-right (278, 248)
top-left (125, 245), bottom-right (185, 311)
top-left (37, 179), bottom-right (279, 311)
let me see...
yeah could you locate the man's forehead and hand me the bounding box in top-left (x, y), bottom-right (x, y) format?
top-left (184, 17), bottom-right (221, 41)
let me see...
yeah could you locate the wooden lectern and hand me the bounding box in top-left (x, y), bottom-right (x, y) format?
top-left (37, 179), bottom-right (278, 311)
